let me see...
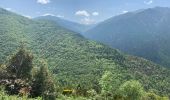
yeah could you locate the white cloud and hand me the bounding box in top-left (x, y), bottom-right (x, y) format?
top-left (42, 13), bottom-right (55, 16)
top-left (75, 10), bottom-right (90, 17)
top-left (5, 8), bottom-right (17, 12)
top-left (144, 0), bottom-right (153, 5)
top-left (37, 0), bottom-right (50, 4)
top-left (42, 13), bottom-right (64, 18)
top-left (92, 12), bottom-right (99, 16)
top-left (5, 8), bottom-right (12, 11)
top-left (122, 10), bottom-right (129, 14)
top-left (80, 18), bottom-right (95, 25)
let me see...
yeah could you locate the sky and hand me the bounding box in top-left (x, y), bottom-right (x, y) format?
top-left (0, 0), bottom-right (170, 25)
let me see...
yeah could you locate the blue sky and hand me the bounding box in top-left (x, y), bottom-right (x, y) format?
top-left (0, 0), bottom-right (170, 25)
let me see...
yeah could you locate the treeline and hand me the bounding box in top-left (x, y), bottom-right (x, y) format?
top-left (0, 46), bottom-right (169, 100)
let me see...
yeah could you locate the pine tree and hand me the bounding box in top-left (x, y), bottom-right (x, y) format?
top-left (31, 60), bottom-right (56, 100)
top-left (6, 45), bottom-right (33, 79)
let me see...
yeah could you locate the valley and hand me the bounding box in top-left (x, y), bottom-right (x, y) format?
top-left (0, 6), bottom-right (170, 100)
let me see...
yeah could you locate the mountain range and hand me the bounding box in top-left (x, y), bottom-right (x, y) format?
top-left (0, 7), bottom-right (170, 96)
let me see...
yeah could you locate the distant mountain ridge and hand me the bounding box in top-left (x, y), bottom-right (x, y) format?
top-left (85, 7), bottom-right (170, 68)
top-left (35, 15), bottom-right (94, 34)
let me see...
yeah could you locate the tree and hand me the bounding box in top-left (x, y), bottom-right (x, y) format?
top-left (1, 45), bottom-right (34, 95)
top-left (99, 71), bottom-right (113, 97)
top-left (31, 60), bottom-right (56, 100)
top-left (119, 80), bottom-right (144, 100)
top-left (6, 46), bottom-right (33, 79)
top-left (99, 71), bottom-right (123, 99)
top-left (99, 71), bottom-right (113, 99)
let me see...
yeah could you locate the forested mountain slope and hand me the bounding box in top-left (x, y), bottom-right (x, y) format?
top-left (85, 7), bottom-right (170, 68)
top-left (0, 8), bottom-right (169, 96)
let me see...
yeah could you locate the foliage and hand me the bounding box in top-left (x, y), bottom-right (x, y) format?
top-left (57, 94), bottom-right (88, 100)
top-left (0, 85), bottom-right (41, 100)
top-left (31, 60), bottom-right (56, 100)
top-left (143, 91), bottom-right (169, 100)
top-left (99, 71), bottom-right (113, 97)
top-left (0, 64), bottom-right (7, 79)
top-left (87, 89), bottom-right (97, 98)
top-left (0, 46), bottom-right (57, 99)
top-left (6, 46), bottom-right (33, 79)
top-left (118, 80), bottom-right (144, 100)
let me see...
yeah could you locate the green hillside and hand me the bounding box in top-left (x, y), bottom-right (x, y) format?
top-left (0, 8), bottom-right (170, 98)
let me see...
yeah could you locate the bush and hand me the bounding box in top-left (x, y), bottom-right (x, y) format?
top-left (119, 80), bottom-right (144, 100)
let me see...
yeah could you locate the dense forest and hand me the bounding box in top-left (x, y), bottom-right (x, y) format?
top-left (0, 8), bottom-right (170, 100)
top-left (0, 46), bottom-right (169, 100)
